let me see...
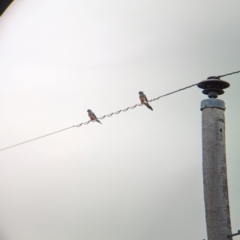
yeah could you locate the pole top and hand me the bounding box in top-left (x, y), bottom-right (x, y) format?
top-left (197, 76), bottom-right (230, 98)
top-left (201, 98), bottom-right (225, 111)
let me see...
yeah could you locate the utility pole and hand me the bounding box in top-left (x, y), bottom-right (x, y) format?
top-left (197, 77), bottom-right (232, 240)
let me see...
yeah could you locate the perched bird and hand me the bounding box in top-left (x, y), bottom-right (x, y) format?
top-left (139, 91), bottom-right (153, 111)
top-left (87, 109), bottom-right (102, 124)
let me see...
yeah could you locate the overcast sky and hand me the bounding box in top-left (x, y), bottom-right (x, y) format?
top-left (0, 0), bottom-right (240, 239)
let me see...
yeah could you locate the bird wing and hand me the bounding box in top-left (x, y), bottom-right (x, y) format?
top-left (92, 113), bottom-right (98, 119)
top-left (88, 112), bottom-right (97, 120)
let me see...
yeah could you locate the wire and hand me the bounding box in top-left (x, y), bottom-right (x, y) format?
top-left (0, 126), bottom-right (74, 151)
top-left (0, 83), bottom-right (197, 152)
top-left (217, 70), bottom-right (240, 78)
top-left (1, 69), bottom-right (240, 152)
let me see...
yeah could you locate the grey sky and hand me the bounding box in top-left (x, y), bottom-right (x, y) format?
top-left (0, 0), bottom-right (240, 239)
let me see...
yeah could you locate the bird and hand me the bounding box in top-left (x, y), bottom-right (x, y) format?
top-left (139, 91), bottom-right (153, 111)
top-left (87, 109), bottom-right (102, 124)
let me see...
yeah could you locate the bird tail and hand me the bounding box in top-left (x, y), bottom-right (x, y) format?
top-left (145, 103), bottom-right (153, 111)
top-left (96, 119), bottom-right (102, 124)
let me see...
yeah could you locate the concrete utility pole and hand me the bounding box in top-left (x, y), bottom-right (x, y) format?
top-left (198, 77), bottom-right (232, 240)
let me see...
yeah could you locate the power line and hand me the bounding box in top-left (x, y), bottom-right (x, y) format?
top-left (0, 126), bottom-right (74, 151)
top-left (1, 69), bottom-right (239, 153)
top-left (0, 83), bottom-right (197, 152)
top-left (218, 70), bottom-right (240, 78)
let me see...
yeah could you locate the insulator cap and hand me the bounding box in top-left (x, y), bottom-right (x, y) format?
top-left (197, 76), bottom-right (230, 98)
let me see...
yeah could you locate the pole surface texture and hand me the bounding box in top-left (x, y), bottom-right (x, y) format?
top-left (202, 99), bottom-right (232, 240)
